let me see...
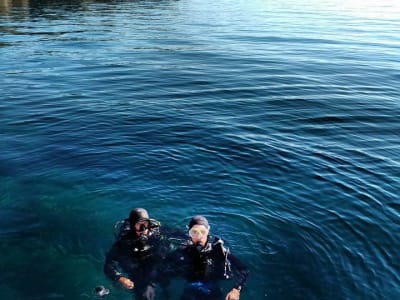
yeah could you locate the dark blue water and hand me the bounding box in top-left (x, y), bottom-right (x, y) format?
top-left (1, 0), bottom-right (399, 299)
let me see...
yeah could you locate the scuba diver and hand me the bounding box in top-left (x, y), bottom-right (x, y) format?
top-left (104, 208), bottom-right (167, 300)
top-left (165, 216), bottom-right (249, 300)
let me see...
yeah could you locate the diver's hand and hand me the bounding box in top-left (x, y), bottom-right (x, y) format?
top-left (225, 288), bottom-right (240, 300)
top-left (143, 284), bottom-right (156, 300)
top-left (118, 276), bottom-right (134, 289)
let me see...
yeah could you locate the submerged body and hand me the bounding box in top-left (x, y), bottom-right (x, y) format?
top-left (166, 216), bottom-right (249, 300)
top-left (104, 208), bottom-right (167, 300)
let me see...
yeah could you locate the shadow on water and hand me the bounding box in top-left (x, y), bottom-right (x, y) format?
top-left (1, 0), bottom-right (81, 17)
top-left (0, 0), bottom-right (178, 17)
top-left (0, 174), bottom-right (114, 299)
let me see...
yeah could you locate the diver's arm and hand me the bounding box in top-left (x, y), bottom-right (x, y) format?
top-left (227, 252), bottom-right (249, 291)
top-left (224, 253), bottom-right (247, 300)
top-left (103, 242), bottom-right (125, 281)
top-left (104, 246), bottom-right (135, 289)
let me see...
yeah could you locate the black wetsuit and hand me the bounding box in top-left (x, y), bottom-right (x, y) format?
top-left (167, 236), bottom-right (249, 300)
top-left (104, 225), bottom-right (165, 300)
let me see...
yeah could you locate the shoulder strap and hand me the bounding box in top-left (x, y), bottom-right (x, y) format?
top-left (211, 236), bottom-right (232, 279)
top-left (212, 236), bottom-right (227, 253)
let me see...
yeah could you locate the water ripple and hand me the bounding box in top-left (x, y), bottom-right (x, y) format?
top-left (1, 0), bottom-right (400, 299)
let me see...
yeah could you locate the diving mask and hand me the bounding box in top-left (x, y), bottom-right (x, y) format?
top-left (189, 227), bottom-right (209, 238)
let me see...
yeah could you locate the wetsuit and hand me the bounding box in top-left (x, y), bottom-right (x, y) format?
top-left (167, 236), bottom-right (249, 300)
top-left (104, 223), bottom-right (166, 299)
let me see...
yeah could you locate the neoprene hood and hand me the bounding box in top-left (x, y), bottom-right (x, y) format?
top-left (129, 208), bottom-right (150, 226)
top-left (188, 215), bottom-right (210, 229)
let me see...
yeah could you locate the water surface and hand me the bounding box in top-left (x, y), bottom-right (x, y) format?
top-left (1, 0), bottom-right (400, 299)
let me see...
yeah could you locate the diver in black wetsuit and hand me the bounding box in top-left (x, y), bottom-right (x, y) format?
top-left (166, 216), bottom-right (249, 300)
top-left (104, 208), bottom-right (167, 300)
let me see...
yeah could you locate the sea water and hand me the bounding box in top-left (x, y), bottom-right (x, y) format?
top-left (1, 0), bottom-right (399, 299)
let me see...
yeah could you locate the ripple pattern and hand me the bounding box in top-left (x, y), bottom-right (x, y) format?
top-left (1, 0), bottom-right (400, 299)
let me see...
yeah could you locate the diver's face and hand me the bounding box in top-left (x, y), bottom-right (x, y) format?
top-left (134, 220), bottom-right (150, 236)
top-left (189, 224), bottom-right (209, 246)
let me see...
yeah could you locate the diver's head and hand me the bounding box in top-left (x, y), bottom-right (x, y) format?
top-left (129, 208), bottom-right (151, 238)
top-left (188, 215), bottom-right (210, 247)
